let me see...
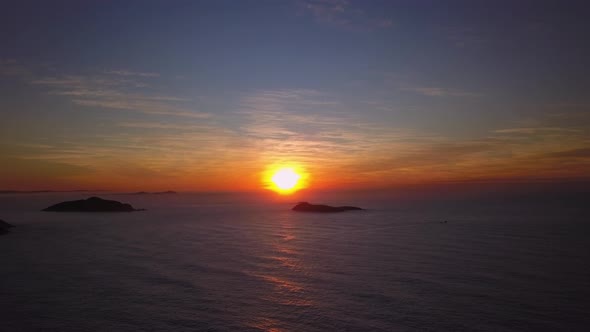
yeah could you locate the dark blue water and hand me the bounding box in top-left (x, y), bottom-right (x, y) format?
top-left (1, 192), bottom-right (589, 331)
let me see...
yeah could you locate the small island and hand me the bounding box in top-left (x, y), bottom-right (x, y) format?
top-left (42, 197), bottom-right (145, 212)
top-left (292, 202), bottom-right (364, 213)
top-left (0, 219), bottom-right (15, 234)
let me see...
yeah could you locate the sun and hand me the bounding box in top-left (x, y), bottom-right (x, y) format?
top-left (263, 165), bottom-right (308, 194)
top-left (271, 168), bottom-right (300, 191)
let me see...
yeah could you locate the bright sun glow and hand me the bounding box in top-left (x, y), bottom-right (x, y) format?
top-left (271, 168), bottom-right (300, 190)
top-left (264, 165), bottom-right (308, 194)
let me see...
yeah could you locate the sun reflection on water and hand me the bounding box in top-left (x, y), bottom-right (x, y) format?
top-left (246, 212), bottom-right (315, 331)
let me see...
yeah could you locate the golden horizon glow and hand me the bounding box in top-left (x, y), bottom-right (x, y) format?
top-left (264, 165), bottom-right (309, 195)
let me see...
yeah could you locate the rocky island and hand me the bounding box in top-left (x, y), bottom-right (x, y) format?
top-left (0, 219), bottom-right (15, 234)
top-left (42, 197), bottom-right (144, 212)
top-left (292, 202), bottom-right (364, 213)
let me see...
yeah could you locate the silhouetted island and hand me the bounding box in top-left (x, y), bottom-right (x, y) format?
top-left (0, 219), bottom-right (15, 234)
top-left (292, 202), bottom-right (364, 213)
top-left (42, 197), bottom-right (144, 212)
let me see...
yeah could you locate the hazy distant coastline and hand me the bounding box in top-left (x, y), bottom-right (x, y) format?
top-left (117, 191), bottom-right (177, 195)
top-left (0, 190), bottom-right (107, 194)
top-left (0, 190), bottom-right (178, 195)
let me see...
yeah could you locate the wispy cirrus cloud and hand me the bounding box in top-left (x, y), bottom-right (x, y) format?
top-left (493, 127), bottom-right (581, 135)
top-left (441, 27), bottom-right (487, 48)
top-left (544, 148), bottom-right (590, 159)
top-left (401, 86), bottom-right (482, 97)
top-left (298, 0), bottom-right (392, 30)
top-left (0, 58), bottom-right (31, 77)
top-left (70, 98), bottom-right (209, 119)
top-left (105, 70), bottom-right (160, 77)
top-left (236, 89), bottom-right (447, 180)
top-left (31, 72), bottom-right (209, 119)
top-left (4, 75), bottom-right (590, 189)
top-left (374, 72), bottom-right (483, 98)
top-left (234, 89), bottom-right (590, 186)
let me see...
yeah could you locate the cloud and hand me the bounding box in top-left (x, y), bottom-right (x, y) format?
top-left (0, 156), bottom-right (93, 179)
top-left (0, 59), bottom-right (31, 77)
top-left (6, 68), bottom-right (590, 189)
top-left (234, 89), bottom-right (588, 186)
top-left (401, 86), bottom-right (482, 97)
top-left (493, 127), bottom-right (581, 135)
top-left (70, 98), bottom-right (210, 119)
top-left (105, 70), bottom-right (160, 77)
top-left (238, 89), bottom-right (350, 140)
top-left (1, 123), bottom-right (257, 188)
top-left (298, 0), bottom-right (392, 30)
top-left (116, 121), bottom-right (213, 130)
top-left (17, 105), bottom-right (588, 188)
top-left (371, 72), bottom-right (483, 98)
top-left (31, 72), bottom-right (209, 119)
top-left (543, 148), bottom-right (590, 159)
top-left (441, 27), bottom-right (486, 48)
top-left (235, 88), bottom-right (449, 180)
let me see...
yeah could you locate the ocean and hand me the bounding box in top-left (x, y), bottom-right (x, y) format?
top-left (1, 191), bottom-right (589, 331)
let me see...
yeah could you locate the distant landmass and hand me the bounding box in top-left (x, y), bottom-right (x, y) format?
top-left (0, 219), bottom-right (15, 235)
top-left (120, 191), bottom-right (177, 195)
top-left (42, 197), bottom-right (145, 212)
top-left (0, 190), bottom-right (107, 194)
top-left (292, 202), bottom-right (364, 213)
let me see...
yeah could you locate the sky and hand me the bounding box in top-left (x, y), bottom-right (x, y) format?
top-left (1, 0), bottom-right (589, 192)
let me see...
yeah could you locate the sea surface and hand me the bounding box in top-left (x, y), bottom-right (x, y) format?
top-left (1, 191), bottom-right (589, 331)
